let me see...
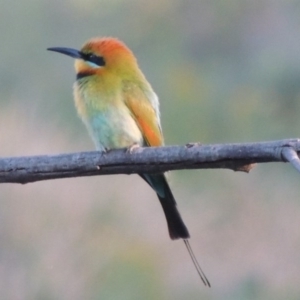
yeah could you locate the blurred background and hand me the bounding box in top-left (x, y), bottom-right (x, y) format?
top-left (1, 0), bottom-right (300, 299)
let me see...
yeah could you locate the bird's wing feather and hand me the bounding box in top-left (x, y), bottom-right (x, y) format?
top-left (124, 83), bottom-right (164, 147)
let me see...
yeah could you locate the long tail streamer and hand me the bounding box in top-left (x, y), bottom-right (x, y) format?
top-left (184, 239), bottom-right (211, 287)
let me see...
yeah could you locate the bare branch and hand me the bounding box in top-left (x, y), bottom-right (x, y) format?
top-left (0, 139), bottom-right (299, 184)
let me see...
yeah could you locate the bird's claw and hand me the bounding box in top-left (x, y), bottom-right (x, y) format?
top-left (100, 148), bottom-right (110, 154)
top-left (96, 149), bottom-right (109, 169)
top-left (185, 142), bottom-right (202, 148)
top-left (126, 144), bottom-right (140, 154)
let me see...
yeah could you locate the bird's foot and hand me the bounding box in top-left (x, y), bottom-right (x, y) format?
top-left (103, 148), bottom-right (110, 153)
top-left (99, 147), bottom-right (111, 154)
top-left (96, 148), bottom-right (110, 170)
top-left (185, 142), bottom-right (202, 148)
top-left (126, 144), bottom-right (140, 154)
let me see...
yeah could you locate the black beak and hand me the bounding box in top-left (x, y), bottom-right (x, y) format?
top-left (47, 47), bottom-right (83, 59)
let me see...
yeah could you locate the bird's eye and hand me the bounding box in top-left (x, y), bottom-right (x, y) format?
top-left (85, 53), bottom-right (105, 67)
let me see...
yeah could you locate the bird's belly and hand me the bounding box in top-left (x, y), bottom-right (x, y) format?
top-left (85, 106), bottom-right (143, 151)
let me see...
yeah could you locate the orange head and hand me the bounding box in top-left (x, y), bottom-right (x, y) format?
top-left (48, 37), bottom-right (141, 80)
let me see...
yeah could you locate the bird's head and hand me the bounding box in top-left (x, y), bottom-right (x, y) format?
top-left (48, 37), bottom-right (139, 80)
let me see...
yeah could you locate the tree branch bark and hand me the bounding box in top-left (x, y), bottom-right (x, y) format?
top-left (0, 138), bottom-right (300, 184)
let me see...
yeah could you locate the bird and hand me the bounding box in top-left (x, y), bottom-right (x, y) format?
top-left (48, 37), bottom-right (210, 286)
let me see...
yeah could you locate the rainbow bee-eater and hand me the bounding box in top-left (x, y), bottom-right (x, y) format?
top-left (48, 37), bottom-right (210, 286)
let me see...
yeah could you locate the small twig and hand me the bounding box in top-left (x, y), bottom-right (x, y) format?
top-left (281, 147), bottom-right (300, 173)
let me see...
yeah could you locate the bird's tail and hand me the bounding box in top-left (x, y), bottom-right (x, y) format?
top-left (140, 173), bottom-right (189, 240)
top-left (140, 173), bottom-right (211, 287)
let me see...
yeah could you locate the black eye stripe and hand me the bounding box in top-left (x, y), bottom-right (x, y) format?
top-left (82, 53), bottom-right (105, 66)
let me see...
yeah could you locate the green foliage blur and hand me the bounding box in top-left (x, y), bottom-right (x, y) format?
top-left (1, 1), bottom-right (300, 299)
